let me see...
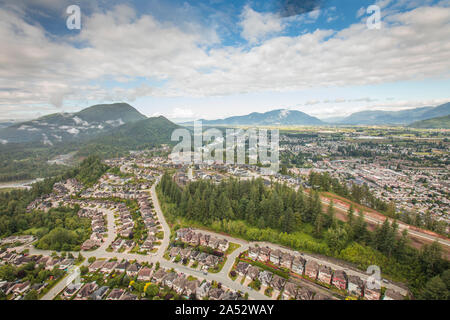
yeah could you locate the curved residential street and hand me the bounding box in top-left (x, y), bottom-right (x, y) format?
top-left (26, 176), bottom-right (269, 300)
top-left (14, 175), bottom-right (409, 300)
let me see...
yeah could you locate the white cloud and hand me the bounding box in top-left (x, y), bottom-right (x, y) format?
top-left (239, 5), bottom-right (284, 44)
top-left (356, 7), bottom-right (366, 18)
top-left (171, 108), bottom-right (194, 118)
top-left (308, 9), bottom-right (321, 20)
top-left (0, 3), bottom-right (449, 119)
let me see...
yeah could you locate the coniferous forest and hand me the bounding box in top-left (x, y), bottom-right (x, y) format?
top-left (159, 172), bottom-right (450, 299)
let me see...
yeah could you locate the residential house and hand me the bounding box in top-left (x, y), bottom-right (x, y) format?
top-left (152, 269), bottom-right (167, 284)
top-left (162, 272), bottom-right (178, 288)
top-left (208, 238), bottom-right (220, 250)
top-left (204, 255), bottom-right (219, 268)
top-left (218, 239), bottom-right (229, 252)
top-left (107, 288), bottom-right (124, 300)
top-left (332, 270), bottom-right (347, 290)
top-left (122, 240), bottom-right (135, 251)
top-left (101, 261), bottom-right (117, 274)
top-left (208, 288), bottom-right (224, 300)
top-left (45, 258), bottom-right (60, 270)
top-left (37, 256), bottom-right (50, 266)
top-left (296, 287), bottom-right (314, 300)
top-left (258, 271), bottom-right (273, 287)
top-left (283, 282), bottom-right (298, 300)
top-left (383, 289), bottom-right (404, 300)
top-left (269, 249), bottom-right (282, 265)
top-left (184, 280), bottom-right (199, 297)
top-left (141, 240), bottom-right (153, 251)
top-left (120, 293), bottom-right (138, 300)
top-left (189, 250), bottom-right (200, 261)
top-left (235, 262), bottom-right (250, 277)
top-left (169, 246), bottom-right (181, 258)
top-left (137, 267), bottom-right (152, 282)
top-left (258, 247), bottom-right (271, 262)
top-left (348, 275), bottom-right (364, 297)
top-left (189, 233), bottom-right (200, 246)
top-left (246, 266), bottom-right (260, 281)
top-left (291, 256), bottom-right (306, 275)
top-left (115, 260), bottom-right (130, 274)
top-left (196, 281), bottom-right (211, 300)
top-left (76, 282), bottom-right (98, 300)
top-left (91, 286), bottom-right (109, 300)
top-left (270, 275), bottom-right (286, 291)
top-left (220, 291), bottom-right (240, 300)
top-left (11, 281), bottom-right (30, 296)
top-left (280, 252), bottom-right (293, 269)
top-left (364, 285), bottom-right (381, 300)
top-left (59, 258), bottom-right (74, 270)
top-left (180, 248), bottom-right (192, 260)
top-left (126, 263), bottom-right (141, 277)
top-left (305, 260), bottom-right (319, 280)
top-left (30, 283), bottom-right (47, 295)
top-left (317, 265), bottom-right (333, 285)
top-left (89, 260), bottom-right (105, 273)
top-left (63, 283), bottom-right (82, 298)
top-left (172, 275), bottom-right (187, 295)
top-left (197, 252), bottom-right (209, 264)
top-left (199, 234), bottom-right (210, 247)
top-left (248, 247), bottom-right (259, 260)
top-left (81, 239), bottom-right (100, 251)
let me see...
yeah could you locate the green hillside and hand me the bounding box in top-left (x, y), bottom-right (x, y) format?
top-left (77, 116), bottom-right (181, 157)
top-left (0, 102), bottom-right (147, 144)
top-left (409, 115), bottom-right (450, 129)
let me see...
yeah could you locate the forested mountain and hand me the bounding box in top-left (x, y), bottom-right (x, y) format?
top-left (337, 102), bottom-right (450, 125)
top-left (0, 109), bottom-right (179, 181)
top-left (0, 102), bottom-right (146, 144)
top-left (76, 116), bottom-right (181, 157)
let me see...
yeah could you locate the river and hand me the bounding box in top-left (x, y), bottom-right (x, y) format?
top-left (0, 178), bottom-right (44, 190)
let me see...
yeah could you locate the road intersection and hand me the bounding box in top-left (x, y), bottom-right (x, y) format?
top-left (15, 175), bottom-right (408, 300)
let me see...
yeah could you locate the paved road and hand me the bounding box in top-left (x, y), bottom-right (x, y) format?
top-left (28, 177), bottom-right (268, 300)
top-left (150, 178), bottom-right (171, 261)
top-left (22, 174), bottom-right (410, 300)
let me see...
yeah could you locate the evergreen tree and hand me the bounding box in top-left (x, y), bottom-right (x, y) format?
top-left (347, 204), bottom-right (355, 226)
top-left (313, 212), bottom-right (324, 238)
top-left (421, 276), bottom-right (448, 300)
top-left (326, 200), bottom-right (337, 229)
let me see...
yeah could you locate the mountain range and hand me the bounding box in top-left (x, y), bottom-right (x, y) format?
top-left (334, 102), bottom-right (450, 126)
top-left (1, 101), bottom-right (449, 148)
top-left (182, 102), bottom-right (449, 127)
top-left (0, 103), bottom-right (147, 144)
top-left (189, 109), bottom-right (324, 126)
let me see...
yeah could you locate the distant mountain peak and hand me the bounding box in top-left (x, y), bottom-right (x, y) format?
top-left (193, 108), bottom-right (323, 126)
top-left (336, 102), bottom-right (449, 125)
top-left (0, 102), bottom-right (147, 144)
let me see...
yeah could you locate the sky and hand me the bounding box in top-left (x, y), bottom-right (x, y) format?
top-left (0, 0), bottom-right (449, 122)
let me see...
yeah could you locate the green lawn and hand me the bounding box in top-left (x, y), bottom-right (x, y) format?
top-left (226, 242), bottom-right (241, 255)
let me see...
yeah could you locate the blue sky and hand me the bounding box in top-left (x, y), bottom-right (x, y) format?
top-left (0, 0), bottom-right (449, 121)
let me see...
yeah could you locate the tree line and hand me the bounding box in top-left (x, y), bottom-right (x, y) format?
top-left (159, 172), bottom-right (450, 299)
